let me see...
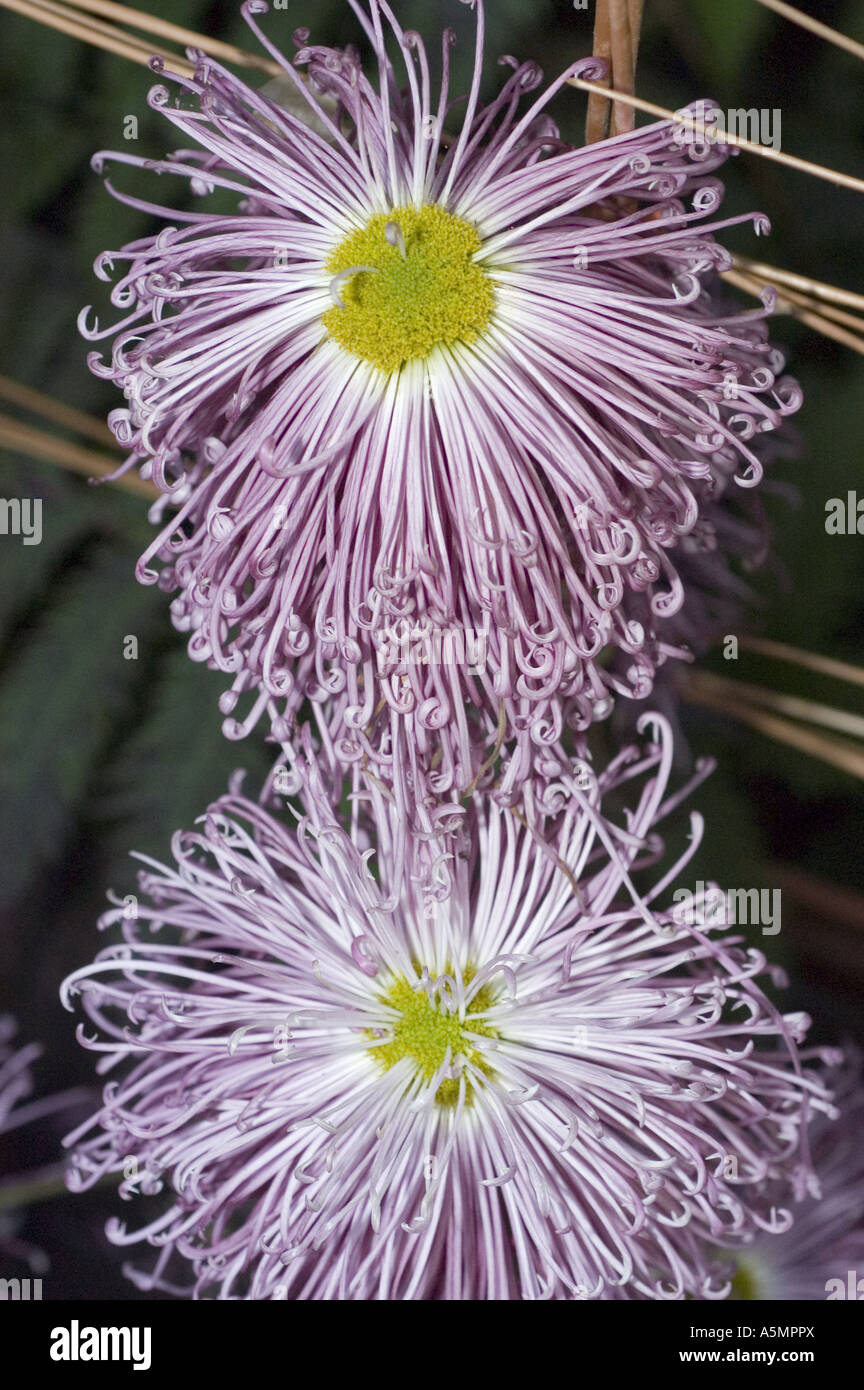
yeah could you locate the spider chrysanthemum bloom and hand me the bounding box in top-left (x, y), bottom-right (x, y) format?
top-left (725, 1053), bottom-right (864, 1301)
top-left (82, 0), bottom-right (800, 810)
top-left (63, 716), bottom-right (828, 1300)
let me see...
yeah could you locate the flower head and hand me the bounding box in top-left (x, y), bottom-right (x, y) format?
top-left (82, 1), bottom-right (800, 817)
top-left (63, 716), bottom-right (827, 1299)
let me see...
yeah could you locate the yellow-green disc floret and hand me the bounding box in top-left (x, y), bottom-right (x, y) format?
top-left (369, 969), bottom-right (498, 1107)
top-left (729, 1260), bottom-right (764, 1301)
top-left (323, 205), bottom-right (494, 374)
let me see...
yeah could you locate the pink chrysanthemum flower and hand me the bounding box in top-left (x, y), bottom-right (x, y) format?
top-left (63, 716), bottom-right (827, 1300)
top-left (724, 1052), bottom-right (864, 1301)
top-left (82, 0), bottom-right (800, 812)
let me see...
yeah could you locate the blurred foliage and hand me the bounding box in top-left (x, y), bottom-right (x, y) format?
top-left (0, 0), bottom-right (862, 1294)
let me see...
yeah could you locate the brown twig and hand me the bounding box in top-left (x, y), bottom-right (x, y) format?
top-left (0, 415), bottom-right (157, 500)
top-left (771, 861), bottom-right (864, 934)
top-left (751, 0), bottom-right (864, 63)
top-left (732, 256), bottom-right (864, 315)
top-left (0, 376), bottom-right (115, 448)
top-left (739, 277), bottom-right (864, 335)
top-left (510, 804), bottom-right (581, 899)
top-left (585, 0), bottom-right (613, 144)
top-left (0, 0), bottom-right (194, 75)
top-left (608, 0), bottom-right (635, 137)
top-left (689, 669), bottom-right (864, 743)
top-left (568, 79), bottom-right (864, 194)
top-left (740, 637), bottom-right (864, 690)
top-left (63, 0), bottom-right (281, 75)
top-left (464, 701), bottom-right (508, 796)
top-left (723, 267), bottom-right (864, 356)
top-left (685, 672), bottom-right (864, 782)
top-left (586, 0), bottom-right (645, 143)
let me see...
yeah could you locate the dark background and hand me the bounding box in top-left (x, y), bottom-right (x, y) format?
top-left (0, 0), bottom-right (862, 1298)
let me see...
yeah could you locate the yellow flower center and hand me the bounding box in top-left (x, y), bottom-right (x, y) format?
top-left (323, 204), bottom-right (494, 374)
top-left (729, 1259), bottom-right (764, 1301)
top-left (369, 969), bottom-right (498, 1108)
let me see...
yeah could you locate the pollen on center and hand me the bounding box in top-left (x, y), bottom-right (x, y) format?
top-left (323, 205), bottom-right (494, 374)
top-left (369, 969), bottom-right (497, 1107)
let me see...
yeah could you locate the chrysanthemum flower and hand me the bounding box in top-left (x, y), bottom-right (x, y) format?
top-left (82, 0), bottom-right (800, 812)
top-left (725, 1052), bottom-right (864, 1301)
top-left (63, 716), bottom-right (827, 1300)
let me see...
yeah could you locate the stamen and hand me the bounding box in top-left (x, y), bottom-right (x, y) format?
top-left (329, 265), bottom-right (379, 309)
top-left (384, 219), bottom-right (407, 260)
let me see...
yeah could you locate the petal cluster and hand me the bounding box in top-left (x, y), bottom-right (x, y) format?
top-left (82, 0), bottom-right (800, 818)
